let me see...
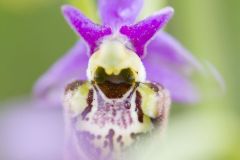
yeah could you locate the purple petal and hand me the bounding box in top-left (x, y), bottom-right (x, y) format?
top-left (64, 122), bottom-right (108, 160)
top-left (146, 31), bottom-right (203, 71)
top-left (0, 99), bottom-right (64, 160)
top-left (33, 41), bottom-right (89, 107)
top-left (142, 33), bottom-right (201, 103)
top-left (120, 7), bottom-right (174, 57)
top-left (98, 0), bottom-right (144, 29)
top-left (62, 5), bottom-right (112, 54)
top-left (144, 63), bottom-right (199, 104)
top-left (0, 99), bottom-right (111, 160)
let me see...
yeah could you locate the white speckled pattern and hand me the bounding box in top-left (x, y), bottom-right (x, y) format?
top-left (64, 81), bottom-right (170, 159)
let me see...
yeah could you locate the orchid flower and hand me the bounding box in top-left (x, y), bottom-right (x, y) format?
top-left (34, 0), bottom-right (202, 107)
top-left (0, 0), bottom-right (211, 160)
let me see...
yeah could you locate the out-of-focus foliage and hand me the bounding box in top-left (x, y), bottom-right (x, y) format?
top-left (0, 0), bottom-right (96, 101)
top-left (69, 0), bottom-right (98, 21)
top-left (0, 0), bottom-right (239, 159)
top-left (0, 0), bottom-right (58, 13)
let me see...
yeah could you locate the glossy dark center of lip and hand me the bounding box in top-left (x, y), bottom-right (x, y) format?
top-left (94, 67), bottom-right (135, 98)
top-left (97, 81), bottom-right (132, 99)
top-left (94, 67), bottom-right (135, 84)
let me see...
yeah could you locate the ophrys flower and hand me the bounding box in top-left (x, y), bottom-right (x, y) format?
top-left (33, 0), bottom-right (204, 159)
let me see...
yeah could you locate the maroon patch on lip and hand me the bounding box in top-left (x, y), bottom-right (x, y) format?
top-left (97, 81), bottom-right (132, 99)
top-left (124, 101), bottom-right (131, 109)
top-left (148, 83), bottom-right (159, 92)
top-left (117, 135), bottom-right (124, 147)
top-left (117, 135), bottom-right (122, 143)
top-left (105, 129), bottom-right (115, 150)
top-left (130, 132), bottom-right (143, 140)
top-left (97, 135), bottom-right (102, 139)
top-left (147, 82), bottom-right (164, 93)
top-left (65, 80), bottom-right (86, 92)
top-left (81, 89), bottom-right (94, 120)
top-left (135, 91), bottom-right (144, 123)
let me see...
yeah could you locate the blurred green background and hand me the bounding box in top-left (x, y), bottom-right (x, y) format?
top-left (0, 0), bottom-right (239, 159)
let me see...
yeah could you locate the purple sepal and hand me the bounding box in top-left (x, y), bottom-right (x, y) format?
top-left (33, 41), bottom-right (89, 107)
top-left (62, 5), bottom-right (112, 54)
top-left (146, 31), bottom-right (203, 71)
top-left (143, 32), bottom-right (202, 103)
top-left (143, 60), bottom-right (200, 104)
top-left (120, 7), bottom-right (174, 58)
top-left (98, 0), bottom-right (144, 29)
top-left (0, 100), bottom-right (64, 160)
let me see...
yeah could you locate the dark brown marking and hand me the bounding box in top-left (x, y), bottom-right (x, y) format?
top-left (97, 81), bottom-right (132, 99)
top-left (122, 115), bottom-right (127, 128)
top-left (81, 89), bottom-right (94, 120)
top-left (130, 132), bottom-right (143, 140)
top-left (117, 135), bottom-right (122, 143)
top-left (148, 83), bottom-right (159, 92)
top-left (150, 118), bottom-right (158, 125)
top-left (135, 91), bottom-right (144, 123)
top-left (65, 80), bottom-right (86, 92)
top-left (105, 129), bottom-right (115, 150)
top-left (124, 101), bottom-right (131, 109)
top-left (147, 82), bottom-right (164, 92)
top-left (127, 82), bottom-right (139, 98)
top-left (112, 108), bottom-right (116, 116)
top-left (97, 135), bottom-right (102, 139)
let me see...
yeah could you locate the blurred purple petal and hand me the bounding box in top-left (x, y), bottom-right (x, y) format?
top-left (142, 31), bottom-right (204, 103)
top-left (34, 41), bottom-right (89, 107)
top-left (62, 5), bottom-right (112, 54)
top-left (120, 7), bottom-right (174, 57)
top-left (146, 31), bottom-right (203, 71)
top-left (64, 122), bottom-right (108, 160)
top-left (143, 39), bottom-right (200, 103)
top-left (0, 99), bottom-right (64, 160)
top-left (145, 65), bottom-right (199, 104)
top-left (98, 0), bottom-right (143, 29)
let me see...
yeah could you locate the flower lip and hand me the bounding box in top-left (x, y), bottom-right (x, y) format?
top-left (96, 80), bottom-right (133, 99)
